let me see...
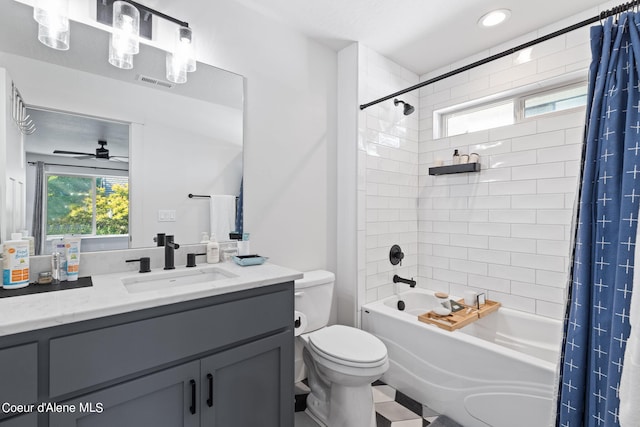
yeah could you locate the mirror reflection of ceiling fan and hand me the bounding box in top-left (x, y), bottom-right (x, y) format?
top-left (53, 140), bottom-right (128, 162)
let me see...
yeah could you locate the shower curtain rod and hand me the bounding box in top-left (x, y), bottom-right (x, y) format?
top-left (359, 0), bottom-right (640, 111)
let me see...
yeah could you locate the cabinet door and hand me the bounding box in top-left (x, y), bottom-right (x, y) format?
top-left (0, 343), bottom-right (38, 412)
top-left (0, 414), bottom-right (37, 427)
top-left (49, 361), bottom-right (200, 427)
top-left (200, 331), bottom-right (293, 427)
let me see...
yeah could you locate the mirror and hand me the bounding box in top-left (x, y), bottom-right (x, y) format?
top-left (0, 1), bottom-right (244, 253)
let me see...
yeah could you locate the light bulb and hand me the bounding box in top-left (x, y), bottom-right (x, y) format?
top-left (166, 53), bottom-right (187, 84)
top-left (111, 1), bottom-right (140, 55)
top-left (478, 9), bottom-right (511, 28)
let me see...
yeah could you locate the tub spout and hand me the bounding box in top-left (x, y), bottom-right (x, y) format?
top-left (393, 274), bottom-right (416, 287)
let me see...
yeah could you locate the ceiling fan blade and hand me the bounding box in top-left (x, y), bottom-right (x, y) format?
top-left (110, 155), bottom-right (129, 159)
top-left (54, 150), bottom-right (96, 156)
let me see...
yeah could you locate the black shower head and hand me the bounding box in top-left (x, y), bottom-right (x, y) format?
top-left (394, 98), bottom-right (415, 116)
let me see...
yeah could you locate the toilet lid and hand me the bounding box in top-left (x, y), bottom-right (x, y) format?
top-left (308, 325), bottom-right (387, 365)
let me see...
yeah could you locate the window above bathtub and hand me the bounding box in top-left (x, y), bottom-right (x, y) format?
top-left (434, 71), bottom-right (587, 139)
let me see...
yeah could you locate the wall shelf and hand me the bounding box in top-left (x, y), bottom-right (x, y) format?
top-left (428, 163), bottom-right (481, 176)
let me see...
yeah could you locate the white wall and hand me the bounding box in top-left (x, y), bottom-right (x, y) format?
top-left (134, 0), bottom-right (339, 272)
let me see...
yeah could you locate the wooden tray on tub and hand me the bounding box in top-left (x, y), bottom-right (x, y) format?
top-left (418, 299), bottom-right (501, 331)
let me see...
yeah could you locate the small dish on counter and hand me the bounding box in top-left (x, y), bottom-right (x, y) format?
top-left (232, 254), bottom-right (268, 266)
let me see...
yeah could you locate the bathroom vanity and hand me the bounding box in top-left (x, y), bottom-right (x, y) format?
top-left (0, 262), bottom-right (301, 427)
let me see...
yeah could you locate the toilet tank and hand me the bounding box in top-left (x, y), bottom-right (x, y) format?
top-left (295, 270), bottom-right (335, 333)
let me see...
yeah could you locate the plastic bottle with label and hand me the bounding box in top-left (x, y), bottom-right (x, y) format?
top-left (2, 233), bottom-right (30, 289)
top-left (207, 234), bottom-right (220, 264)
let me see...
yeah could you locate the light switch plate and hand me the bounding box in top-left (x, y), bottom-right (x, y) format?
top-left (158, 210), bottom-right (176, 222)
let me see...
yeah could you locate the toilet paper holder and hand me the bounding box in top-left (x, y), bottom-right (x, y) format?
top-left (295, 316), bottom-right (302, 328)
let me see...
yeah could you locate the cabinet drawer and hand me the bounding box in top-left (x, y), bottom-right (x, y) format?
top-left (50, 289), bottom-right (291, 397)
top-left (0, 343), bottom-right (37, 409)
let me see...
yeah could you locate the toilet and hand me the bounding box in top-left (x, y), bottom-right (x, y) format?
top-left (294, 270), bottom-right (389, 427)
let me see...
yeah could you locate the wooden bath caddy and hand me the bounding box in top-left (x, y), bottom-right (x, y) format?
top-left (418, 299), bottom-right (501, 331)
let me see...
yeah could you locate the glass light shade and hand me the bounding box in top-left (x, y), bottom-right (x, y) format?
top-left (111, 1), bottom-right (140, 55)
top-left (37, 23), bottom-right (70, 50)
top-left (34, 0), bottom-right (69, 50)
top-left (109, 37), bottom-right (134, 69)
top-left (34, 0), bottom-right (69, 32)
top-left (176, 26), bottom-right (197, 72)
top-left (166, 53), bottom-right (187, 84)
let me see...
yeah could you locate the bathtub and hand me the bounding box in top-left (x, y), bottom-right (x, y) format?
top-left (361, 289), bottom-right (563, 427)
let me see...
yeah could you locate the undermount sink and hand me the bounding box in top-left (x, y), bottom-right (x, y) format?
top-left (122, 267), bottom-right (236, 294)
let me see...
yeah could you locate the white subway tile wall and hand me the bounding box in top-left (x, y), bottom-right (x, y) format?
top-left (356, 6), bottom-right (601, 318)
top-left (417, 26), bottom-right (591, 319)
top-left (358, 46), bottom-right (420, 304)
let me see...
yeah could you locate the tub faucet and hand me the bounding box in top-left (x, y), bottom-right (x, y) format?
top-left (393, 274), bottom-right (416, 288)
top-left (164, 235), bottom-right (180, 270)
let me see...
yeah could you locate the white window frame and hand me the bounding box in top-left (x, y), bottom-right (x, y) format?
top-left (43, 167), bottom-right (129, 240)
top-left (434, 70), bottom-right (588, 139)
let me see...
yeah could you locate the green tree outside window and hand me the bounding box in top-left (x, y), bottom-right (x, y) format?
top-left (46, 174), bottom-right (129, 236)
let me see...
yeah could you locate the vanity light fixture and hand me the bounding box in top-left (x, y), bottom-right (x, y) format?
top-left (96, 0), bottom-right (195, 83)
top-left (33, 0), bottom-right (70, 50)
top-left (478, 9), bottom-right (511, 28)
top-left (35, 0), bottom-right (197, 83)
top-left (109, 1), bottom-right (140, 69)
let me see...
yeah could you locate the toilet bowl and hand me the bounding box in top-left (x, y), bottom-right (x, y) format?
top-left (301, 325), bottom-right (388, 427)
top-left (294, 270), bottom-right (389, 427)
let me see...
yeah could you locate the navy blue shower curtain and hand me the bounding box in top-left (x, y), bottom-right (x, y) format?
top-left (558, 13), bottom-right (640, 427)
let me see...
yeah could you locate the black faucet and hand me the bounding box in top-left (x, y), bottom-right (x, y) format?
top-left (393, 274), bottom-right (416, 288)
top-left (164, 235), bottom-right (180, 270)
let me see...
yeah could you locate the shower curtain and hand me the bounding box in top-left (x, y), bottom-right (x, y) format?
top-left (558, 13), bottom-right (640, 427)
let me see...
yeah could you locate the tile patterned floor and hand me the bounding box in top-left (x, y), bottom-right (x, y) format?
top-left (295, 380), bottom-right (442, 427)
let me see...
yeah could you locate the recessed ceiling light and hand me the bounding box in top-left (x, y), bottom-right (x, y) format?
top-left (478, 9), bottom-right (511, 28)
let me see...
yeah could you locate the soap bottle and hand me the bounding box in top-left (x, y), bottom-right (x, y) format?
top-left (52, 239), bottom-right (67, 281)
top-left (207, 234), bottom-right (220, 264)
top-left (237, 232), bottom-right (251, 256)
top-left (452, 149), bottom-right (461, 165)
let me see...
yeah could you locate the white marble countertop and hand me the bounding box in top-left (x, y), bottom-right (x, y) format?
top-left (0, 261), bottom-right (303, 337)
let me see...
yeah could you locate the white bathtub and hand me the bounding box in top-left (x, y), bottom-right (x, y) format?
top-left (361, 289), bottom-right (563, 427)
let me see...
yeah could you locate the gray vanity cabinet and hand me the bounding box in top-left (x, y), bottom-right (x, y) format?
top-left (0, 281), bottom-right (294, 427)
top-left (200, 330), bottom-right (292, 427)
top-left (49, 331), bottom-right (292, 427)
top-left (49, 361), bottom-right (200, 427)
top-left (0, 343), bottom-right (38, 413)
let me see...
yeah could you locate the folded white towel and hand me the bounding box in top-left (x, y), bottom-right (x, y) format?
top-left (209, 195), bottom-right (236, 242)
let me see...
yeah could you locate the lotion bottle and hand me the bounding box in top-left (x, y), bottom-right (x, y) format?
top-left (207, 234), bottom-right (220, 264)
top-left (2, 233), bottom-right (30, 289)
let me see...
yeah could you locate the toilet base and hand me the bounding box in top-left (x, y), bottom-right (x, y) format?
top-left (305, 383), bottom-right (376, 427)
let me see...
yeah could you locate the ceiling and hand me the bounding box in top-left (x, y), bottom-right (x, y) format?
top-left (228, 0), bottom-right (607, 75)
top-left (25, 108), bottom-right (129, 163)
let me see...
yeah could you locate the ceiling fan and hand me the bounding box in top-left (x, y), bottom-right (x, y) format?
top-left (53, 140), bottom-right (128, 162)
